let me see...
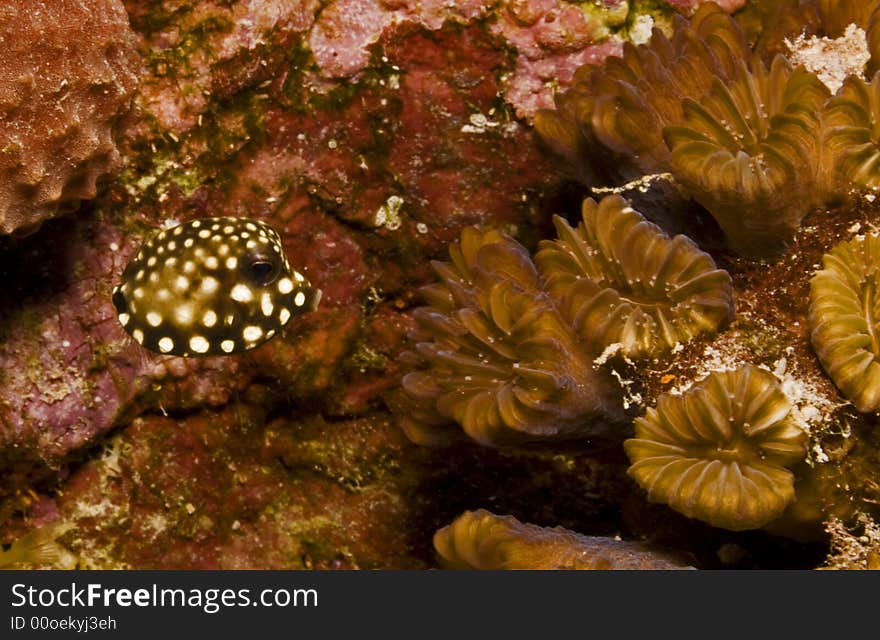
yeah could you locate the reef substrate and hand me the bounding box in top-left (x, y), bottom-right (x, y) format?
top-left (2, 0), bottom-right (877, 569)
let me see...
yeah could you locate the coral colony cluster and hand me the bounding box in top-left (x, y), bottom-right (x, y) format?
top-left (397, 1), bottom-right (880, 568)
top-left (6, 0), bottom-right (880, 569)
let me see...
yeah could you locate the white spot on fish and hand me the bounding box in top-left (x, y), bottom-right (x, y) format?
top-left (261, 293), bottom-right (273, 316)
top-left (201, 276), bottom-right (219, 294)
top-left (279, 308), bottom-right (291, 324)
top-left (203, 310), bottom-right (218, 327)
top-left (146, 311), bottom-right (162, 327)
top-left (158, 337), bottom-right (174, 353)
top-left (243, 326), bottom-right (263, 342)
top-left (231, 283), bottom-right (253, 302)
top-left (189, 335), bottom-right (210, 353)
top-left (278, 278), bottom-right (294, 294)
top-left (175, 304), bottom-right (194, 325)
top-left (294, 291), bottom-right (306, 307)
top-left (221, 340), bottom-right (235, 353)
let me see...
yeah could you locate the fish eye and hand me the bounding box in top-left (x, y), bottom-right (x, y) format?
top-left (244, 256), bottom-right (280, 285)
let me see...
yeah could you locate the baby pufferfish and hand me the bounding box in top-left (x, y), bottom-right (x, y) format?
top-left (112, 217), bottom-right (320, 356)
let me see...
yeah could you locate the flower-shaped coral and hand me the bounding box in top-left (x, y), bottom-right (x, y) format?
top-left (809, 233), bottom-right (880, 412)
top-left (433, 509), bottom-right (694, 570)
top-left (534, 195), bottom-right (734, 359)
top-left (624, 365), bottom-right (807, 531)
top-left (663, 55), bottom-right (829, 257)
top-left (825, 72), bottom-right (880, 190)
top-left (397, 227), bottom-right (625, 447)
top-left (535, 2), bottom-right (749, 179)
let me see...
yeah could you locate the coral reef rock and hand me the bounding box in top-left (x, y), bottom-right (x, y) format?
top-left (0, 0), bottom-right (141, 235)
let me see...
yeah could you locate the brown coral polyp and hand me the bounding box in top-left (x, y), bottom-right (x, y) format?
top-left (397, 227), bottom-right (625, 447)
top-left (534, 2), bottom-right (749, 179)
top-left (663, 55), bottom-right (829, 257)
top-left (434, 509), bottom-right (694, 570)
top-left (624, 365), bottom-right (807, 531)
top-left (825, 72), bottom-right (880, 190)
top-left (0, 0), bottom-right (141, 235)
top-left (809, 233), bottom-right (880, 412)
top-left (535, 195), bottom-right (734, 359)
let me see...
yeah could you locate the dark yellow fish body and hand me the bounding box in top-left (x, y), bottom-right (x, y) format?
top-left (113, 217), bottom-right (319, 356)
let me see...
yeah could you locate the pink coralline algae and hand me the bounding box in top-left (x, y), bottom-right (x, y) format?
top-left (133, 0), bottom-right (737, 137)
top-left (309, 0), bottom-right (490, 78)
top-left (0, 0), bottom-right (141, 235)
top-left (310, 0), bottom-right (630, 120)
top-left (0, 217), bottom-right (146, 496)
top-left (0, 7), bottom-right (573, 567)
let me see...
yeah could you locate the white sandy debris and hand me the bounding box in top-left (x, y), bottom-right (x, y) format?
top-left (374, 194), bottom-right (404, 230)
top-left (629, 14), bottom-right (654, 45)
top-left (609, 367), bottom-right (642, 411)
top-left (786, 23), bottom-right (869, 93)
top-left (461, 112), bottom-right (502, 134)
top-left (591, 172), bottom-right (676, 195)
top-left (771, 350), bottom-right (846, 441)
top-left (593, 342), bottom-right (623, 366)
